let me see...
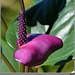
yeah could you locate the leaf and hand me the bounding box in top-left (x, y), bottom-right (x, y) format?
top-left (38, 59), bottom-right (74, 72)
top-left (38, 65), bottom-right (59, 72)
top-left (1, 39), bottom-right (20, 72)
top-left (25, 0), bottom-right (66, 26)
top-left (61, 60), bottom-right (74, 72)
top-left (42, 0), bottom-right (74, 65)
top-left (23, 0), bottom-right (35, 10)
top-left (33, 0), bottom-right (43, 4)
top-left (6, 21), bottom-right (18, 50)
top-left (1, 59), bottom-right (11, 72)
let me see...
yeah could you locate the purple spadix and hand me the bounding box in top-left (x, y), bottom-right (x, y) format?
top-left (18, 10), bottom-right (27, 46)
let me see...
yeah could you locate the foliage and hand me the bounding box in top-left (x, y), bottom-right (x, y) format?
top-left (1, 0), bottom-right (74, 72)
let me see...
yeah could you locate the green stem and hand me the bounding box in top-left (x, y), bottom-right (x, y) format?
top-left (20, 63), bottom-right (25, 72)
top-left (1, 52), bottom-right (16, 72)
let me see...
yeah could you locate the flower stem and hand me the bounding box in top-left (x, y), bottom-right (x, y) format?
top-left (25, 66), bottom-right (29, 72)
top-left (1, 52), bottom-right (16, 72)
top-left (45, 25), bottom-right (52, 34)
top-left (34, 66), bottom-right (38, 72)
top-left (19, 0), bottom-right (25, 10)
top-left (20, 63), bottom-right (25, 72)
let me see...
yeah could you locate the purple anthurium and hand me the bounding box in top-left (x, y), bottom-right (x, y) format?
top-left (14, 34), bottom-right (63, 67)
top-left (14, 10), bottom-right (63, 67)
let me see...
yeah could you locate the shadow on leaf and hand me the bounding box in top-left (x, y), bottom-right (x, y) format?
top-left (55, 55), bottom-right (73, 65)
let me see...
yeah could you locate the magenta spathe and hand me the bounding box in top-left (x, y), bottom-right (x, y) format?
top-left (14, 34), bottom-right (63, 67)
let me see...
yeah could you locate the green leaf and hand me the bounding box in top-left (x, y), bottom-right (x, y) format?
top-left (42, 0), bottom-right (74, 65)
top-left (6, 21), bottom-right (18, 50)
top-left (32, 0), bottom-right (43, 4)
top-left (38, 60), bottom-right (74, 72)
top-left (61, 60), bottom-right (74, 72)
top-left (23, 0), bottom-right (35, 10)
top-left (1, 39), bottom-right (20, 72)
top-left (1, 59), bottom-right (11, 72)
top-left (38, 65), bottom-right (59, 72)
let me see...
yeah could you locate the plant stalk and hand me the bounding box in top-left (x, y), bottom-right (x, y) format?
top-left (1, 52), bottom-right (16, 72)
top-left (20, 63), bottom-right (25, 72)
top-left (34, 66), bottom-right (38, 72)
top-left (19, 0), bottom-right (25, 11)
top-left (25, 66), bottom-right (29, 72)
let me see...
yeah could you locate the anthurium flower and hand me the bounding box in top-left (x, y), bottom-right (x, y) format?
top-left (13, 6), bottom-right (63, 67)
top-left (14, 34), bottom-right (63, 67)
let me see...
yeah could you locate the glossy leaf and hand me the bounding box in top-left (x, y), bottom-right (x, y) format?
top-left (6, 21), bottom-right (18, 50)
top-left (38, 65), bottom-right (59, 72)
top-left (33, 0), bottom-right (43, 4)
top-left (42, 0), bottom-right (74, 65)
top-left (61, 60), bottom-right (74, 72)
top-left (23, 0), bottom-right (35, 10)
top-left (38, 60), bottom-right (74, 72)
top-left (1, 39), bottom-right (20, 72)
top-left (1, 59), bottom-right (11, 72)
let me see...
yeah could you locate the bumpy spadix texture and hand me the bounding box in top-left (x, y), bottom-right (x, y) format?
top-left (18, 10), bottom-right (27, 46)
top-left (14, 34), bottom-right (63, 67)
